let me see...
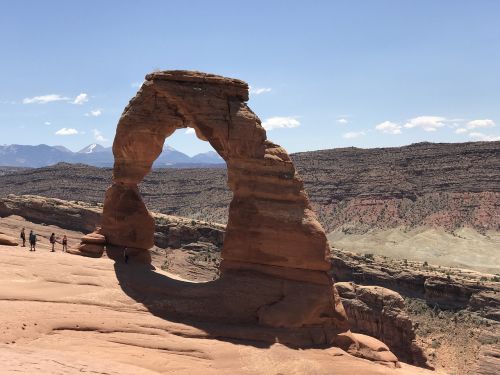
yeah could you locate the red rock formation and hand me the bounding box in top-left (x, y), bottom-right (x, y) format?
top-left (336, 282), bottom-right (430, 367)
top-left (105, 71), bottom-right (330, 273)
top-left (0, 233), bottom-right (18, 246)
top-left (97, 70), bottom-right (398, 365)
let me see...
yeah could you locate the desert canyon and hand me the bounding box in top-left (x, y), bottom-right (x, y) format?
top-left (0, 71), bottom-right (499, 375)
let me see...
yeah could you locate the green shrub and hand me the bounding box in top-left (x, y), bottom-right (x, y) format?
top-left (430, 339), bottom-right (441, 349)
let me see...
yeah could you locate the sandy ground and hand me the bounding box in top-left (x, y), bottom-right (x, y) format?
top-left (0, 217), bottom-right (440, 375)
top-left (328, 226), bottom-right (500, 274)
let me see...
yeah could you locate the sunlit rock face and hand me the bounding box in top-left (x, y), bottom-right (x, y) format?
top-left (101, 70), bottom-right (349, 332)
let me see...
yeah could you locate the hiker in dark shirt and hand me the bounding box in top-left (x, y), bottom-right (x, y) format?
top-left (62, 235), bottom-right (68, 252)
top-left (29, 230), bottom-right (37, 251)
top-left (49, 233), bottom-right (56, 252)
top-left (20, 228), bottom-right (26, 247)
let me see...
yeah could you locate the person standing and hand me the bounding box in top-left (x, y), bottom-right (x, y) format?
top-left (29, 230), bottom-right (37, 251)
top-left (20, 228), bottom-right (26, 247)
top-left (62, 235), bottom-right (68, 252)
top-left (49, 233), bottom-right (56, 252)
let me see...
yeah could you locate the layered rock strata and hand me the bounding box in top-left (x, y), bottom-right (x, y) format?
top-left (331, 249), bottom-right (500, 321)
top-left (0, 194), bottom-right (101, 232)
top-left (292, 142), bottom-right (500, 233)
top-left (336, 282), bottom-right (429, 367)
top-left (70, 231), bottom-right (106, 257)
top-left (100, 71), bottom-right (349, 338)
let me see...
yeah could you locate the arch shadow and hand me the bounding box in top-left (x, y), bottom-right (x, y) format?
top-left (108, 246), bottom-right (347, 349)
top-left (100, 70), bottom-right (350, 349)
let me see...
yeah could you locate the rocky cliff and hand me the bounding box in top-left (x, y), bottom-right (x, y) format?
top-left (292, 141), bottom-right (500, 233)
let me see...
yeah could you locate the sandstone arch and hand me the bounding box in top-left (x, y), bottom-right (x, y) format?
top-left (101, 70), bottom-right (349, 333)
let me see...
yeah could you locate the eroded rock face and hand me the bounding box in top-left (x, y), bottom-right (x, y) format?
top-left (331, 248), bottom-right (500, 321)
top-left (69, 231), bottom-right (106, 258)
top-left (0, 194), bottom-right (101, 233)
top-left (100, 70), bottom-right (348, 332)
top-left (336, 282), bottom-right (429, 367)
top-left (0, 233), bottom-right (18, 246)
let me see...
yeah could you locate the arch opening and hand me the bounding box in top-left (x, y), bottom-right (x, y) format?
top-left (138, 127), bottom-right (230, 282)
top-left (97, 70), bottom-right (350, 335)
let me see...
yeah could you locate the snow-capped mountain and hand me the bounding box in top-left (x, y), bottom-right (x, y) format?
top-left (77, 143), bottom-right (109, 154)
top-left (0, 144), bottom-right (225, 168)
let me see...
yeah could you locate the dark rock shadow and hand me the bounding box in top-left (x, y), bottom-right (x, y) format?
top-left (108, 245), bottom-right (346, 350)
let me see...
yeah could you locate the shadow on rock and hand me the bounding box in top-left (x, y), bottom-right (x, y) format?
top-left (108, 245), bottom-right (353, 350)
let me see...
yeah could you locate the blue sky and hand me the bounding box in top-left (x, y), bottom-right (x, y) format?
top-left (1, 0), bottom-right (499, 155)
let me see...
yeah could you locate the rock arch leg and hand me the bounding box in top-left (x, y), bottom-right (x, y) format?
top-left (100, 71), bottom-right (351, 334)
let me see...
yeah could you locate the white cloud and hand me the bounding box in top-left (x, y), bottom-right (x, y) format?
top-left (73, 93), bottom-right (89, 105)
top-left (185, 128), bottom-right (195, 134)
top-left (404, 116), bottom-right (446, 132)
top-left (262, 116), bottom-right (300, 130)
top-left (468, 132), bottom-right (500, 142)
top-left (92, 129), bottom-right (107, 142)
top-left (342, 131), bottom-right (366, 139)
top-left (455, 128), bottom-right (468, 134)
top-left (23, 94), bottom-right (70, 104)
top-left (23, 92), bottom-right (91, 105)
top-left (131, 81), bottom-right (144, 88)
top-left (466, 119), bottom-right (495, 129)
top-left (375, 121), bottom-right (402, 134)
top-left (55, 128), bottom-right (79, 135)
top-left (85, 109), bottom-right (102, 117)
top-left (337, 118), bottom-right (349, 125)
top-left (250, 87), bottom-right (272, 95)
top-left (44, 121), bottom-right (51, 125)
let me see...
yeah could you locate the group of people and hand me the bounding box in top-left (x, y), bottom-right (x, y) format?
top-left (19, 227), bottom-right (68, 252)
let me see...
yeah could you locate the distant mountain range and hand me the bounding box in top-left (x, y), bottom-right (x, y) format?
top-left (0, 143), bottom-right (225, 168)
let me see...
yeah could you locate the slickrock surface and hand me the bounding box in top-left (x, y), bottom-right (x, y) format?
top-left (1, 196), bottom-right (497, 320)
top-left (473, 347), bottom-right (500, 375)
top-left (1, 214), bottom-right (498, 374)
top-left (0, 233), bottom-right (18, 246)
top-left (100, 70), bottom-right (349, 333)
top-left (0, 245), bottom-right (439, 375)
top-left (0, 215), bottom-right (83, 251)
